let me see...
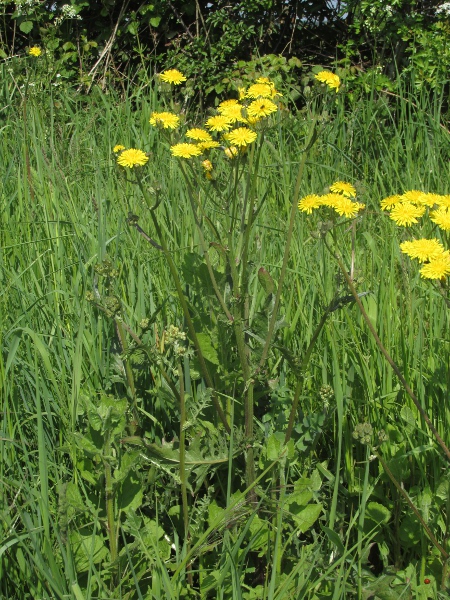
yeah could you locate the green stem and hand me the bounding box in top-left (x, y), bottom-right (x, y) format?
top-left (376, 451), bottom-right (448, 560)
top-left (178, 360), bottom-right (192, 583)
top-left (104, 430), bottom-right (118, 578)
top-left (329, 241), bottom-right (450, 464)
top-left (115, 319), bottom-right (139, 428)
top-left (135, 174), bottom-right (230, 433)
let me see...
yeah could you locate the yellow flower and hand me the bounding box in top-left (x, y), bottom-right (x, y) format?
top-left (315, 70), bottom-right (340, 92)
top-left (224, 146), bottom-right (239, 159)
top-left (400, 238), bottom-right (445, 262)
top-left (380, 194), bottom-right (402, 210)
top-left (205, 115), bottom-right (233, 132)
top-left (225, 127), bottom-right (257, 147)
top-left (329, 181), bottom-right (356, 198)
top-left (332, 198), bottom-right (365, 218)
top-left (430, 207), bottom-right (450, 231)
top-left (389, 202), bottom-right (425, 226)
top-left (202, 159), bottom-right (213, 171)
top-left (196, 140), bottom-right (220, 151)
top-left (415, 192), bottom-right (443, 207)
top-left (113, 144), bottom-right (125, 153)
top-left (29, 46), bottom-right (42, 57)
top-left (149, 111), bottom-right (180, 129)
top-left (186, 128), bottom-right (213, 141)
top-left (246, 83), bottom-right (273, 99)
top-left (298, 194), bottom-right (323, 214)
top-left (420, 252), bottom-right (450, 279)
top-left (321, 193), bottom-right (343, 208)
top-left (256, 76), bottom-right (272, 84)
top-left (218, 103), bottom-right (245, 123)
top-left (436, 194), bottom-right (450, 208)
top-left (170, 143), bottom-right (202, 158)
top-left (159, 69), bottom-right (187, 85)
top-left (247, 98), bottom-right (278, 119)
top-left (218, 99), bottom-right (240, 109)
top-left (117, 148), bottom-right (149, 168)
top-left (400, 190), bottom-right (425, 204)
top-left (238, 87), bottom-right (247, 100)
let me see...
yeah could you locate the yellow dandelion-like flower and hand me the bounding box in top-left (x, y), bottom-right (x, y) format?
top-left (436, 194), bottom-right (450, 208)
top-left (389, 202), bottom-right (425, 226)
top-left (400, 238), bottom-right (445, 262)
top-left (400, 190), bottom-right (425, 204)
top-left (247, 98), bottom-right (278, 119)
top-left (224, 146), bottom-right (239, 159)
top-left (170, 143), bottom-right (202, 158)
top-left (321, 193), bottom-right (343, 208)
top-left (218, 103), bottom-right (245, 123)
top-left (218, 99), bottom-right (240, 109)
top-left (149, 111), bottom-right (180, 129)
top-left (246, 83), bottom-right (273, 99)
top-left (430, 207), bottom-right (450, 231)
top-left (238, 87), bottom-right (247, 100)
top-left (315, 71), bottom-right (340, 92)
top-left (225, 127), bottom-right (257, 147)
top-left (117, 148), bottom-right (149, 168)
top-left (205, 115), bottom-right (233, 132)
top-left (113, 144), bottom-right (125, 153)
top-left (329, 181), bottom-right (356, 198)
top-left (415, 192), bottom-right (443, 207)
top-left (186, 128), bottom-right (212, 142)
top-left (332, 198), bottom-right (365, 218)
top-left (196, 140), bottom-right (220, 151)
top-left (159, 69), bottom-right (187, 85)
top-left (202, 159), bottom-right (213, 171)
top-left (420, 252), bottom-right (450, 279)
top-left (256, 76), bottom-right (272, 84)
top-left (298, 194), bottom-right (323, 214)
top-left (28, 46), bottom-right (42, 57)
top-left (380, 194), bottom-right (402, 210)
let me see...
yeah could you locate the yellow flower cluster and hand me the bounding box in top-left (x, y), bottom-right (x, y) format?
top-left (314, 70), bottom-right (341, 92)
top-left (298, 181), bottom-right (364, 217)
top-left (162, 75), bottom-right (282, 161)
top-left (28, 46), bottom-right (42, 57)
top-left (381, 190), bottom-right (450, 279)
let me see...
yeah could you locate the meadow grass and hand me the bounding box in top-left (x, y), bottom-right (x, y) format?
top-left (0, 65), bottom-right (449, 599)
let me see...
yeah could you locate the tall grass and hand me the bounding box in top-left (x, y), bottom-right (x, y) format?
top-left (1, 65), bottom-right (449, 599)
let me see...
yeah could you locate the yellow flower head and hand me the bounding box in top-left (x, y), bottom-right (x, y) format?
top-left (218, 99), bottom-right (240, 109)
top-left (159, 69), bottom-right (187, 85)
top-left (117, 148), bottom-right (149, 168)
top-left (380, 194), bottom-right (402, 210)
top-left (430, 207), bottom-right (450, 231)
top-left (436, 194), bottom-right (450, 208)
top-left (205, 115), bottom-right (233, 132)
top-left (329, 181), bottom-right (356, 198)
top-left (256, 77), bottom-right (272, 84)
top-left (298, 194), bottom-right (323, 214)
top-left (149, 111), bottom-right (180, 129)
top-left (29, 46), bottom-right (42, 57)
top-left (186, 128), bottom-right (213, 142)
top-left (113, 144), bottom-right (125, 153)
top-left (238, 87), bottom-right (247, 100)
top-left (389, 202), bottom-right (425, 226)
top-left (247, 98), bottom-right (278, 119)
top-left (332, 198), bottom-right (365, 218)
top-left (202, 159), bottom-right (213, 171)
top-left (315, 70), bottom-right (340, 92)
top-left (400, 190), bottom-right (425, 204)
top-left (321, 193), bottom-right (343, 208)
top-left (415, 192), bottom-right (443, 207)
top-left (196, 140), bottom-right (220, 151)
top-left (246, 83), bottom-right (273, 99)
top-left (170, 143), bottom-right (202, 159)
top-left (400, 238), bottom-right (445, 263)
top-left (420, 252), bottom-right (450, 279)
top-left (224, 127), bottom-right (257, 147)
top-left (218, 103), bottom-right (245, 123)
top-left (224, 146), bottom-right (239, 159)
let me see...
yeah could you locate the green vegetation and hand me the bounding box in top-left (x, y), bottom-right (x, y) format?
top-left (0, 53), bottom-right (450, 599)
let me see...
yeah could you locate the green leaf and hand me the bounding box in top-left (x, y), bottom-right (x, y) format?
top-left (258, 267), bottom-right (275, 295)
top-left (118, 471), bottom-right (143, 512)
top-left (20, 21), bottom-right (33, 34)
top-left (70, 528), bottom-right (108, 572)
top-left (150, 16), bottom-right (161, 27)
top-left (365, 502), bottom-right (391, 525)
top-left (292, 503), bottom-right (322, 532)
top-left (196, 332), bottom-right (219, 365)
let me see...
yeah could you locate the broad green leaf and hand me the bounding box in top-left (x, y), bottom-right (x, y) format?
top-left (292, 503), bottom-right (322, 533)
top-left (19, 21), bottom-right (33, 33)
top-left (365, 502), bottom-right (391, 525)
top-left (196, 332), bottom-right (219, 365)
top-left (258, 267), bottom-right (275, 294)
